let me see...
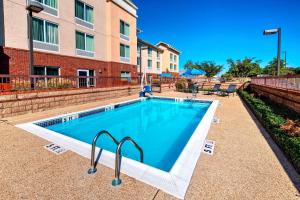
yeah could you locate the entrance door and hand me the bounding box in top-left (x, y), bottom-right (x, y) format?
top-left (77, 69), bottom-right (89, 88)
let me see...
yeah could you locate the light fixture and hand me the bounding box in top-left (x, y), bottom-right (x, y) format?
top-left (263, 29), bottom-right (279, 35)
top-left (26, 1), bottom-right (44, 13)
top-left (263, 28), bottom-right (281, 76)
top-left (26, 1), bottom-right (44, 76)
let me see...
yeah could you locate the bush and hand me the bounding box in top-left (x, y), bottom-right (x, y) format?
top-left (221, 73), bottom-right (234, 82)
top-left (239, 90), bottom-right (300, 173)
top-left (35, 78), bottom-right (74, 89)
top-left (175, 78), bottom-right (187, 91)
top-left (12, 81), bottom-right (31, 91)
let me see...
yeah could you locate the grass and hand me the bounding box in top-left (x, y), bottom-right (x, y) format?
top-left (238, 89), bottom-right (300, 174)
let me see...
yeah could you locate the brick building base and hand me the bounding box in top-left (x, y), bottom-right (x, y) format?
top-left (0, 47), bottom-right (138, 77)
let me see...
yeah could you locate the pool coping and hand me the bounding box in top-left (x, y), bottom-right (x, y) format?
top-left (16, 96), bottom-right (219, 199)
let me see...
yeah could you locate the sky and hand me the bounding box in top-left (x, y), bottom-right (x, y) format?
top-left (134, 0), bottom-right (300, 74)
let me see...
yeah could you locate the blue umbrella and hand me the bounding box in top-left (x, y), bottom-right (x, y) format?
top-left (180, 69), bottom-right (205, 77)
top-left (160, 73), bottom-right (173, 77)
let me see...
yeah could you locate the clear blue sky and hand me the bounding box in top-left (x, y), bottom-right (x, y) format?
top-left (134, 0), bottom-right (300, 74)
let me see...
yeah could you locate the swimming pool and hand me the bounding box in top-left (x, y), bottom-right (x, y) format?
top-left (17, 96), bottom-right (219, 199)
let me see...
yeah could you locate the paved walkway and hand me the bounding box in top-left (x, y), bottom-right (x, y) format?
top-left (0, 92), bottom-right (299, 199)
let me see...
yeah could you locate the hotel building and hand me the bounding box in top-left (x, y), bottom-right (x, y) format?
top-left (137, 39), bottom-right (181, 78)
top-left (0, 0), bottom-right (138, 82)
top-left (137, 39), bottom-right (163, 78)
top-left (156, 42), bottom-right (180, 75)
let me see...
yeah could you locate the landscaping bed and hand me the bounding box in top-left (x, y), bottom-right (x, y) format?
top-left (238, 89), bottom-right (300, 173)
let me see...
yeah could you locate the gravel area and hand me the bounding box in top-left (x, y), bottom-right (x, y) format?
top-left (0, 92), bottom-right (299, 200)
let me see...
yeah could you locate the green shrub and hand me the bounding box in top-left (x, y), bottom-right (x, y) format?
top-left (221, 73), bottom-right (234, 82)
top-left (175, 78), bottom-right (187, 91)
top-left (239, 90), bottom-right (300, 173)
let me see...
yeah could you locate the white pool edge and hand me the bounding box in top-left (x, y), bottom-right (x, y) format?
top-left (16, 96), bottom-right (219, 199)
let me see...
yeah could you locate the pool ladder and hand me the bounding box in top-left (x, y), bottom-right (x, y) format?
top-left (88, 130), bottom-right (143, 187)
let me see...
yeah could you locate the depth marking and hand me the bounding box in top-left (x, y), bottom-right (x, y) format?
top-left (202, 140), bottom-right (215, 155)
top-left (44, 143), bottom-right (67, 155)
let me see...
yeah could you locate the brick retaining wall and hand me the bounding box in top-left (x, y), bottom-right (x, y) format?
top-left (250, 84), bottom-right (300, 113)
top-left (0, 86), bottom-right (140, 118)
top-left (0, 83), bottom-right (175, 118)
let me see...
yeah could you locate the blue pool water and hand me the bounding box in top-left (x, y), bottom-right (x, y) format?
top-left (46, 99), bottom-right (211, 172)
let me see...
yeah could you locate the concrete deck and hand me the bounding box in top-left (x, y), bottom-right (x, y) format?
top-left (1, 92), bottom-right (299, 200)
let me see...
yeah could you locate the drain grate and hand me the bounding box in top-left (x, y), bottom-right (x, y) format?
top-left (212, 116), bottom-right (220, 124)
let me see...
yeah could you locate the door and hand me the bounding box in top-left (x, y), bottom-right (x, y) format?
top-left (77, 69), bottom-right (89, 88)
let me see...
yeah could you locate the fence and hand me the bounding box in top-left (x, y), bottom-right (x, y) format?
top-left (251, 75), bottom-right (300, 91)
top-left (0, 75), bottom-right (179, 93)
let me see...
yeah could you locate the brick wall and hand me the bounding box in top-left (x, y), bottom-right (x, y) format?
top-left (250, 84), bottom-right (300, 113)
top-left (0, 86), bottom-right (140, 118)
top-left (0, 47), bottom-right (138, 77)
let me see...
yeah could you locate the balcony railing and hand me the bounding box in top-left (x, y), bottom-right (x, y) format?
top-left (251, 75), bottom-right (300, 91)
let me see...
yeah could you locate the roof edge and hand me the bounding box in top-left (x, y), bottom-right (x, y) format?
top-left (156, 42), bottom-right (181, 54)
top-left (138, 38), bottom-right (164, 52)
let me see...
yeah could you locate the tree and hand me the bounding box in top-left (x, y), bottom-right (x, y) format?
top-left (293, 67), bottom-right (300, 74)
top-left (184, 60), bottom-right (194, 70)
top-left (226, 57), bottom-right (262, 77)
top-left (195, 61), bottom-right (223, 79)
top-left (263, 58), bottom-right (294, 75)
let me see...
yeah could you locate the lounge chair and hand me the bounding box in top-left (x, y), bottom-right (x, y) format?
top-left (206, 84), bottom-right (221, 95)
top-left (221, 84), bottom-right (237, 97)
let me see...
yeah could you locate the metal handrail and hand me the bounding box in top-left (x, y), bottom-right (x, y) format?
top-left (88, 130), bottom-right (119, 174)
top-left (112, 136), bottom-right (143, 186)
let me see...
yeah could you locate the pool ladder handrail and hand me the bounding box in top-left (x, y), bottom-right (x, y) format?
top-left (88, 130), bottom-right (119, 174)
top-left (112, 136), bottom-right (144, 186)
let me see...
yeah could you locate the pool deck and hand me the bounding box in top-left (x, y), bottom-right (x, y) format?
top-left (1, 91), bottom-right (300, 200)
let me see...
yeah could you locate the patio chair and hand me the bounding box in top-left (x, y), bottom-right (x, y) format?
top-left (143, 85), bottom-right (152, 95)
top-left (221, 84), bottom-right (237, 97)
top-left (205, 84), bottom-right (221, 95)
top-left (139, 85), bottom-right (152, 97)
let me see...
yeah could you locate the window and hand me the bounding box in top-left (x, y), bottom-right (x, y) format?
top-left (75, 0), bottom-right (93, 24)
top-left (157, 52), bottom-right (161, 60)
top-left (76, 31), bottom-right (94, 52)
top-left (174, 55), bottom-right (177, 62)
top-left (36, 0), bottom-right (58, 9)
top-left (77, 69), bottom-right (95, 87)
top-left (157, 62), bottom-right (161, 69)
top-left (148, 48), bottom-right (152, 57)
top-left (33, 66), bottom-right (60, 76)
top-left (148, 60), bottom-right (152, 69)
top-left (137, 57), bottom-right (141, 66)
top-left (170, 63), bottom-right (173, 70)
top-left (174, 64), bottom-right (177, 71)
top-left (120, 20), bottom-right (130, 37)
top-left (170, 53), bottom-right (173, 61)
top-left (121, 71), bottom-right (131, 80)
top-left (32, 17), bottom-right (58, 45)
top-left (120, 44), bottom-right (130, 61)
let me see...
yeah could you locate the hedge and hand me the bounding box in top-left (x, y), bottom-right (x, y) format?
top-left (238, 90), bottom-right (300, 173)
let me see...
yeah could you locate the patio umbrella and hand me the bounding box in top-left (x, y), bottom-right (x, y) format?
top-left (160, 73), bottom-right (173, 77)
top-left (180, 69), bottom-right (205, 77)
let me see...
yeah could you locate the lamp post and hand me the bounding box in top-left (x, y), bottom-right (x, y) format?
top-left (283, 50), bottom-right (287, 68)
top-left (26, 1), bottom-right (44, 76)
top-left (263, 28), bottom-right (281, 76)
